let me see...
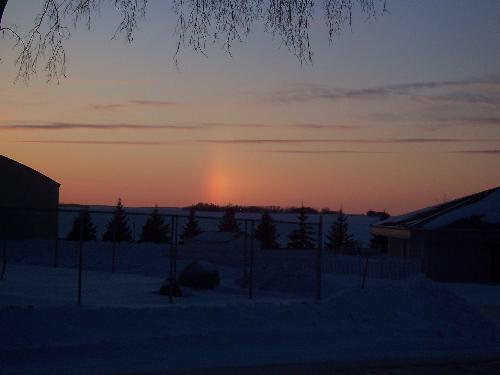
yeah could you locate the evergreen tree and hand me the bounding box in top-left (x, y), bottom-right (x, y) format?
top-left (255, 211), bottom-right (279, 249)
top-left (182, 206), bottom-right (202, 240)
top-left (102, 198), bottom-right (133, 242)
top-left (140, 206), bottom-right (170, 244)
top-left (218, 205), bottom-right (240, 232)
top-left (287, 205), bottom-right (316, 249)
top-left (325, 209), bottom-right (356, 254)
top-left (66, 207), bottom-right (97, 241)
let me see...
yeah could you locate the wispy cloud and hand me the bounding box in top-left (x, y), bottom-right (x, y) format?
top-left (0, 121), bottom-right (360, 132)
top-left (450, 149), bottom-right (500, 154)
top-left (201, 122), bottom-right (272, 129)
top-left (412, 92), bottom-right (500, 108)
top-left (128, 100), bottom-right (177, 107)
top-left (196, 137), bottom-right (497, 145)
top-left (17, 140), bottom-right (178, 146)
top-left (288, 124), bottom-right (362, 130)
top-left (86, 100), bottom-right (178, 112)
top-left (269, 77), bottom-right (500, 104)
top-left (263, 149), bottom-right (393, 154)
top-left (369, 111), bottom-right (500, 131)
top-left (0, 122), bottom-right (201, 131)
top-left (71, 77), bottom-right (156, 86)
top-left (16, 137), bottom-right (500, 147)
top-left (421, 116), bottom-right (500, 130)
top-left (87, 104), bottom-right (126, 112)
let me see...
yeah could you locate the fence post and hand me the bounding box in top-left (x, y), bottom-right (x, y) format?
top-left (243, 220), bottom-right (248, 282)
top-left (77, 209), bottom-right (84, 305)
top-left (249, 220), bottom-right (255, 300)
top-left (111, 220), bottom-right (117, 273)
top-left (168, 215), bottom-right (175, 304)
top-left (1, 238), bottom-right (6, 281)
top-left (361, 255), bottom-right (369, 289)
top-left (316, 214), bottom-right (323, 301)
top-left (0, 212), bottom-right (5, 281)
top-left (173, 215), bottom-right (178, 278)
top-left (54, 237), bottom-right (59, 268)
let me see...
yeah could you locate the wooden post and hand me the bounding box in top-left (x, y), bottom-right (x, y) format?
top-left (77, 210), bottom-right (84, 305)
top-left (243, 220), bottom-right (248, 282)
top-left (316, 214), bottom-right (323, 301)
top-left (1, 238), bottom-right (6, 281)
top-left (249, 221), bottom-right (255, 300)
top-left (111, 220), bottom-right (117, 273)
top-left (173, 215), bottom-right (178, 278)
top-left (53, 237), bottom-right (59, 268)
top-left (169, 215), bottom-right (175, 304)
top-left (0, 214), bottom-right (5, 281)
top-left (362, 255), bottom-right (369, 289)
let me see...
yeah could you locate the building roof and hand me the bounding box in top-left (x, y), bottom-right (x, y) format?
top-left (374, 186), bottom-right (500, 231)
top-left (0, 155), bottom-right (60, 187)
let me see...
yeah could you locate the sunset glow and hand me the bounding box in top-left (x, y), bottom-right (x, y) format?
top-left (1, 1), bottom-right (500, 214)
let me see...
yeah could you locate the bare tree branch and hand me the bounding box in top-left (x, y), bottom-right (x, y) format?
top-left (0, 0), bottom-right (385, 82)
top-left (0, 0), bottom-right (147, 82)
top-left (172, 0), bottom-right (386, 66)
top-left (0, 0), bottom-right (8, 26)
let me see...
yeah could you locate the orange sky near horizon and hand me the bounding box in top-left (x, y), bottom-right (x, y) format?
top-left (2, 141), bottom-right (499, 215)
top-left (1, 1), bottom-right (500, 215)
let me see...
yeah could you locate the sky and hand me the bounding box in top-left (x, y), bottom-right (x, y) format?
top-left (1, 0), bottom-right (500, 214)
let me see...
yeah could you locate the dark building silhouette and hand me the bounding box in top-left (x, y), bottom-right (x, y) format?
top-left (0, 155), bottom-right (60, 239)
top-left (372, 187), bottom-right (500, 282)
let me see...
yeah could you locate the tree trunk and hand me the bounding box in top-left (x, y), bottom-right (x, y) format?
top-left (0, 0), bottom-right (8, 27)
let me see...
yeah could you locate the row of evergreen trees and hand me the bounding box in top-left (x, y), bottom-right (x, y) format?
top-left (66, 200), bottom-right (368, 253)
top-left (67, 199), bottom-right (201, 244)
top-left (211, 205), bottom-right (356, 251)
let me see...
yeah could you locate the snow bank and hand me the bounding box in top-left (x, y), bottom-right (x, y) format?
top-left (0, 264), bottom-right (499, 375)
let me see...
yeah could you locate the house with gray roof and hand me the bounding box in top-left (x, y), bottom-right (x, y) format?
top-left (372, 187), bottom-right (500, 282)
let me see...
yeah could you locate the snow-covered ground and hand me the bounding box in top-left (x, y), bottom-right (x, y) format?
top-left (1, 257), bottom-right (500, 374)
top-left (3, 239), bottom-right (422, 298)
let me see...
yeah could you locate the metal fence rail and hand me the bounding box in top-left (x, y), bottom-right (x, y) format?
top-left (0, 205), bottom-right (422, 306)
top-left (0, 205), bottom-right (324, 304)
top-left (322, 254), bottom-right (422, 280)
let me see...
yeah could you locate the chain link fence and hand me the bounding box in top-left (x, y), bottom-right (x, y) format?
top-left (0, 205), bottom-right (421, 306)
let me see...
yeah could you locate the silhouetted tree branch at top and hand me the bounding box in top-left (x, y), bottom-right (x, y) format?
top-left (0, 0), bottom-right (386, 82)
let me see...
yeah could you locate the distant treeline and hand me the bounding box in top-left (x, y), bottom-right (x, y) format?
top-left (183, 203), bottom-right (390, 218)
top-left (61, 202), bottom-right (389, 218)
top-left (183, 203), bottom-right (320, 214)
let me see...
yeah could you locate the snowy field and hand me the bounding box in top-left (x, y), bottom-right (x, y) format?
top-left (1, 250), bottom-right (500, 374)
top-left (0, 219), bottom-right (498, 374)
top-left (2, 239), bottom-right (422, 298)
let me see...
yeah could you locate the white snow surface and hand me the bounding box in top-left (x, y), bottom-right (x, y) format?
top-left (376, 188), bottom-right (500, 229)
top-left (1, 262), bottom-right (500, 374)
top-left (376, 204), bottom-right (441, 227)
top-left (425, 189), bottom-right (500, 229)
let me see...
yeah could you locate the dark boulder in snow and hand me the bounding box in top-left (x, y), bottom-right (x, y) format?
top-left (159, 280), bottom-right (182, 297)
top-left (178, 261), bottom-right (220, 290)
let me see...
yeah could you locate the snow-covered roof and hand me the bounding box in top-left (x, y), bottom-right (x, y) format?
top-left (375, 187), bottom-right (500, 230)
